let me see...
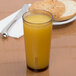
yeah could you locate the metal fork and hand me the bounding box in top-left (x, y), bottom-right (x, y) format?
top-left (1, 4), bottom-right (30, 38)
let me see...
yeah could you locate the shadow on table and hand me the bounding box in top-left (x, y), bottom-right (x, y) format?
top-left (25, 69), bottom-right (50, 76)
top-left (52, 21), bottom-right (76, 39)
top-left (53, 22), bottom-right (74, 29)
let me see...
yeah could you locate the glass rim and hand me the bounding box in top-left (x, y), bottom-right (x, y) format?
top-left (22, 10), bottom-right (53, 24)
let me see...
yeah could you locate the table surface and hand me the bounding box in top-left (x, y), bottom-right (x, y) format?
top-left (0, 0), bottom-right (76, 76)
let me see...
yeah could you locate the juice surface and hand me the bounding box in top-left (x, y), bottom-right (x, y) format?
top-left (23, 14), bottom-right (52, 69)
top-left (24, 14), bottom-right (51, 23)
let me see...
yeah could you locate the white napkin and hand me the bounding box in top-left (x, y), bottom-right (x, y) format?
top-left (0, 4), bottom-right (31, 38)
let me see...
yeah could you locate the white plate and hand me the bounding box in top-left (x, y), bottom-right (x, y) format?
top-left (53, 16), bottom-right (76, 26)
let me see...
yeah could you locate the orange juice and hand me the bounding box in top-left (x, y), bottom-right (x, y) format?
top-left (23, 10), bottom-right (52, 71)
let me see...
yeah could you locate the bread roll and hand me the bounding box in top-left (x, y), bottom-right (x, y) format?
top-left (56, 0), bottom-right (76, 21)
top-left (29, 0), bottom-right (65, 20)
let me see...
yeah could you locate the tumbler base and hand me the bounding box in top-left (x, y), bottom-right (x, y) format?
top-left (27, 66), bottom-right (48, 72)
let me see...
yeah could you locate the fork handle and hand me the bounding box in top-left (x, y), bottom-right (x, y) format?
top-left (1, 19), bottom-right (16, 38)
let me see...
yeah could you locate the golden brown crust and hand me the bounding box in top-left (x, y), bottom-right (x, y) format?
top-left (43, 0), bottom-right (57, 6)
top-left (49, 1), bottom-right (65, 19)
top-left (29, 1), bottom-right (54, 11)
top-left (29, 0), bottom-right (65, 19)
